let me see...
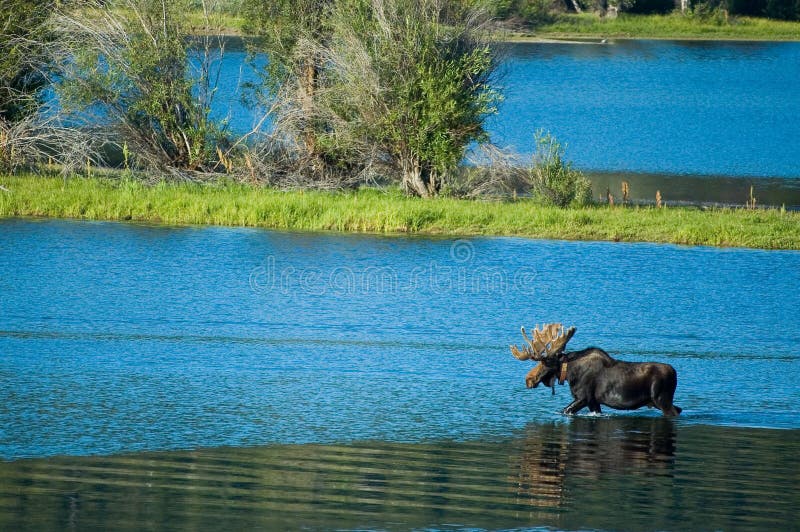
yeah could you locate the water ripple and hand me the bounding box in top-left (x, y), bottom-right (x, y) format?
top-left (1, 421), bottom-right (797, 531)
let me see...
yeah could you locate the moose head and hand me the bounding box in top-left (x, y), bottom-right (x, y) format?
top-left (510, 323), bottom-right (576, 390)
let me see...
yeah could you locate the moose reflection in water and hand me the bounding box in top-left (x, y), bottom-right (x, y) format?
top-left (511, 324), bottom-right (681, 416)
top-left (511, 417), bottom-right (677, 507)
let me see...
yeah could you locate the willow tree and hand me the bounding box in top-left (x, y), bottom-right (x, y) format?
top-left (0, 0), bottom-right (53, 170)
top-left (0, 0), bottom-right (53, 123)
top-left (55, 0), bottom-right (230, 177)
top-left (242, 0), bottom-right (333, 160)
top-left (323, 0), bottom-right (501, 196)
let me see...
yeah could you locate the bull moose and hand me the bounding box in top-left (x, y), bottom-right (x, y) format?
top-left (510, 324), bottom-right (681, 416)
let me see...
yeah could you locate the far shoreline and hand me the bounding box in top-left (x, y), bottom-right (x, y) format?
top-left (503, 33), bottom-right (800, 43)
top-left (214, 32), bottom-right (800, 45)
top-left (202, 11), bottom-right (800, 44)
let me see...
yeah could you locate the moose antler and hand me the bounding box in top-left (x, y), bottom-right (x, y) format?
top-left (510, 323), bottom-right (576, 361)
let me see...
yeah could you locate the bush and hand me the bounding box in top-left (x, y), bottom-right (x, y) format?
top-left (321, 0), bottom-right (501, 197)
top-left (528, 132), bottom-right (592, 207)
top-left (0, 0), bottom-right (96, 174)
top-left (0, 0), bottom-right (52, 171)
top-left (55, 0), bottom-right (231, 177)
top-left (518, 0), bottom-right (558, 25)
top-left (0, 0), bottom-right (53, 124)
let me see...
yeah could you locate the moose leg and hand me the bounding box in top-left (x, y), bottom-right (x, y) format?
top-left (587, 399), bottom-right (602, 414)
top-left (562, 398), bottom-right (587, 415)
top-left (652, 378), bottom-right (681, 416)
top-left (653, 393), bottom-right (681, 416)
top-left (658, 404), bottom-right (682, 416)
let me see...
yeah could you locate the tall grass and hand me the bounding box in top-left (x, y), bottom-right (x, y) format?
top-left (533, 13), bottom-right (800, 40)
top-left (1, 175), bottom-right (799, 249)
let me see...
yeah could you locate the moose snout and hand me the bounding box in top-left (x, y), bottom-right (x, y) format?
top-left (525, 363), bottom-right (546, 389)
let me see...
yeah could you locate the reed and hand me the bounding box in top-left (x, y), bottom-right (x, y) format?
top-left (1, 175), bottom-right (798, 249)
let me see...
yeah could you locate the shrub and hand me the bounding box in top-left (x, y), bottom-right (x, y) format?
top-left (528, 132), bottom-right (592, 207)
top-left (0, 0), bottom-right (53, 123)
top-left (322, 0), bottom-right (501, 197)
top-left (55, 0), bottom-right (231, 177)
top-left (518, 0), bottom-right (559, 26)
top-left (0, 0), bottom-right (51, 170)
top-left (0, 0), bottom-right (97, 173)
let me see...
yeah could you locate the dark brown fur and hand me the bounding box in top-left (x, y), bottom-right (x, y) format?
top-left (527, 348), bottom-right (682, 416)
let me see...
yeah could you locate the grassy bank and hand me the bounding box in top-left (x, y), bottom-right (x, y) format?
top-left (528, 13), bottom-right (800, 40)
top-left (2, 175), bottom-right (799, 249)
top-left (181, 10), bottom-right (800, 41)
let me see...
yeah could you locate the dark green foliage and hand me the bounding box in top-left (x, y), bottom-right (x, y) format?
top-left (0, 0), bottom-right (53, 122)
top-left (325, 0), bottom-right (501, 196)
top-left (724, 0), bottom-right (765, 16)
top-left (699, 0), bottom-right (800, 20)
top-left (477, 0), bottom-right (561, 24)
top-left (627, 0), bottom-right (675, 14)
top-left (764, 0), bottom-right (800, 19)
top-left (517, 0), bottom-right (559, 25)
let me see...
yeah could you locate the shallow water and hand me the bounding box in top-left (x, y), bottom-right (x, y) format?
top-left (1, 219), bottom-right (799, 529)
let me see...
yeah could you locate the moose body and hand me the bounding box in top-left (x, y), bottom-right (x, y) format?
top-left (511, 324), bottom-right (681, 417)
top-left (525, 347), bottom-right (682, 416)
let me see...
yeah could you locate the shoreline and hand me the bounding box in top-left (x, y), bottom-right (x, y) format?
top-left (216, 31), bottom-right (800, 45)
top-left (1, 175), bottom-right (798, 250)
top-left (203, 12), bottom-right (800, 43)
top-left (504, 33), bottom-right (800, 43)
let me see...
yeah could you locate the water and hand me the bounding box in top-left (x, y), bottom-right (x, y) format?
top-left (494, 40), bottom-right (800, 179)
top-left (1, 219), bottom-right (799, 529)
top-left (2, 422), bottom-right (798, 531)
top-left (212, 39), bottom-right (800, 181)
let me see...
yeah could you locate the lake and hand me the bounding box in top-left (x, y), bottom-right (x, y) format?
top-left (1, 219), bottom-right (799, 529)
top-left (494, 40), bottom-right (800, 179)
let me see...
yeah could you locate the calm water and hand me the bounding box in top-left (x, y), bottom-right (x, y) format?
top-left (1, 219), bottom-right (799, 529)
top-left (212, 39), bottom-right (800, 181)
top-left (494, 40), bottom-right (800, 179)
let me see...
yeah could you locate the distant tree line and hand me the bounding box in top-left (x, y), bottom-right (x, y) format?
top-left (205, 0), bottom-right (800, 21)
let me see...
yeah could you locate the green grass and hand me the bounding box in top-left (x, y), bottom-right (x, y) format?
top-left (1, 175), bottom-right (799, 249)
top-left (185, 11), bottom-right (246, 35)
top-left (530, 13), bottom-right (800, 40)
top-left (180, 9), bottom-right (800, 40)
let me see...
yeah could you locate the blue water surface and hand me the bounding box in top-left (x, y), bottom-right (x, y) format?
top-left (1, 219), bottom-right (799, 459)
top-left (493, 40), bottom-right (800, 177)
